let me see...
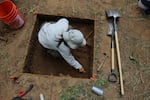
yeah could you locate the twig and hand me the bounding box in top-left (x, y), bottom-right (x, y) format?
top-left (0, 36), bottom-right (8, 42)
top-left (97, 53), bottom-right (108, 72)
top-left (140, 73), bottom-right (144, 84)
top-left (85, 31), bottom-right (93, 40)
top-left (10, 73), bottom-right (23, 80)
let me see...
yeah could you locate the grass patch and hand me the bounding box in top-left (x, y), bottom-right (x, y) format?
top-left (129, 52), bottom-right (150, 73)
top-left (59, 75), bottom-right (108, 99)
top-left (29, 7), bottom-right (36, 13)
top-left (60, 83), bottom-right (86, 100)
top-left (95, 74), bottom-right (108, 88)
top-left (0, 52), bottom-right (9, 60)
top-left (7, 68), bottom-right (11, 76)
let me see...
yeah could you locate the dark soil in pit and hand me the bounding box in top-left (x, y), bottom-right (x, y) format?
top-left (23, 14), bottom-right (94, 78)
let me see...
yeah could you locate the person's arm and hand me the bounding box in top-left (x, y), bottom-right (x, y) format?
top-left (58, 43), bottom-right (82, 69)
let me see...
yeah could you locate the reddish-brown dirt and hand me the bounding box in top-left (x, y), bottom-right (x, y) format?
top-left (0, 0), bottom-right (150, 100)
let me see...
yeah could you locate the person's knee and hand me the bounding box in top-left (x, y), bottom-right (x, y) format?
top-left (47, 50), bottom-right (61, 58)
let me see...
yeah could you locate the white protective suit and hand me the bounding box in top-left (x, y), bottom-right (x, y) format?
top-left (38, 18), bottom-right (86, 69)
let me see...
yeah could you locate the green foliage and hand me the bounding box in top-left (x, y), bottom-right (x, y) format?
top-left (29, 7), bottom-right (35, 13)
top-left (60, 83), bottom-right (86, 100)
top-left (0, 52), bottom-right (9, 60)
top-left (95, 75), bottom-right (108, 88)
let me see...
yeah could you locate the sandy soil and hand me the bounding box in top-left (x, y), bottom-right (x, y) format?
top-left (0, 0), bottom-right (150, 100)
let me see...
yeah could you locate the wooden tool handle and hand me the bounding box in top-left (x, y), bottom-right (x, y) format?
top-left (112, 48), bottom-right (115, 70)
top-left (115, 31), bottom-right (124, 95)
top-left (97, 54), bottom-right (107, 71)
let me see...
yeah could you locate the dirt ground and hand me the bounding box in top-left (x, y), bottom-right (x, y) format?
top-left (0, 0), bottom-right (150, 100)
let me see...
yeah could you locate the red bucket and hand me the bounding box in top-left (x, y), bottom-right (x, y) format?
top-left (0, 0), bottom-right (25, 29)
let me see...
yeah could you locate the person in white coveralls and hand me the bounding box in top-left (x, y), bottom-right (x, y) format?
top-left (38, 18), bottom-right (86, 73)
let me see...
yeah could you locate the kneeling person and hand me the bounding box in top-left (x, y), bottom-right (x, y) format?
top-left (38, 18), bottom-right (86, 73)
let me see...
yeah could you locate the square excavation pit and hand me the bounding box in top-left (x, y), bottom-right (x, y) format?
top-left (23, 14), bottom-right (94, 78)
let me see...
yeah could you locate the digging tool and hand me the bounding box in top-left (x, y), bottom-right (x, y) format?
top-left (106, 9), bottom-right (124, 96)
top-left (12, 84), bottom-right (34, 100)
top-left (97, 53), bottom-right (108, 72)
top-left (107, 21), bottom-right (114, 35)
top-left (106, 18), bottom-right (117, 83)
